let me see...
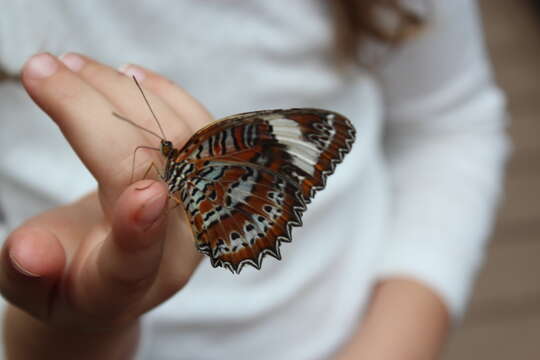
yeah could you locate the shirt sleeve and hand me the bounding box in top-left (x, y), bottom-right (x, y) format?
top-left (374, 0), bottom-right (510, 320)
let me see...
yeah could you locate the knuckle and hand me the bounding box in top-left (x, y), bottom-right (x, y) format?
top-left (104, 271), bottom-right (154, 295)
top-left (149, 74), bottom-right (174, 93)
top-left (48, 79), bottom-right (83, 106)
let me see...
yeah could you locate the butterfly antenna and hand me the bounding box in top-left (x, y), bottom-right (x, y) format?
top-left (132, 75), bottom-right (167, 140)
top-left (112, 112), bottom-right (164, 141)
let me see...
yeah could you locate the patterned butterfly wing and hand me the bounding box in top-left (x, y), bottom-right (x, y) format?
top-left (164, 108), bottom-right (355, 273)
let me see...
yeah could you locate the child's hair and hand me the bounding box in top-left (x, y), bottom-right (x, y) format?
top-left (331, 0), bottom-right (424, 63)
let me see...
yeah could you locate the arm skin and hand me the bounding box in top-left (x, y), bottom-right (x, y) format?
top-left (334, 278), bottom-right (450, 360)
top-left (337, 3), bottom-right (502, 359)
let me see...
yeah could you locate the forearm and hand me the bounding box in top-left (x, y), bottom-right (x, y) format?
top-left (4, 305), bottom-right (140, 360)
top-left (335, 278), bottom-right (450, 360)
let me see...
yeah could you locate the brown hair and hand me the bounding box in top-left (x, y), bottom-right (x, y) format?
top-left (330, 0), bottom-right (424, 64)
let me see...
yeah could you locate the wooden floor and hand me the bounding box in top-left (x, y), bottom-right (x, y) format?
top-left (442, 1), bottom-right (540, 359)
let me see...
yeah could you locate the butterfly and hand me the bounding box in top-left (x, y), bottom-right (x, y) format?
top-left (115, 79), bottom-right (356, 274)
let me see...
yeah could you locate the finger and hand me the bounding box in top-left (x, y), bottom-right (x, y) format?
top-left (77, 180), bottom-right (168, 318)
top-left (21, 53), bottom-right (148, 211)
top-left (21, 194), bottom-right (103, 258)
top-left (142, 207), bottom-right (202, 310)
top-left (59, 53), bottom-right (194, 147)
top-left (0, 227), bottom-right (65, 320)
top-left (118, 64), bottom-right (213, 132)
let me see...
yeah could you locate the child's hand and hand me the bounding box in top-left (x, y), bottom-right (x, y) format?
top-left (1, 53), bottom-right (212, 334)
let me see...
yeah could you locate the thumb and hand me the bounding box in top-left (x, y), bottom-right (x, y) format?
top-left (0, 227), bottom-right (65, 320)
top-left (80, 179), bottom-right (169, 319)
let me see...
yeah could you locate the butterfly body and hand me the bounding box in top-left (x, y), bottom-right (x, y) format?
top-left (157, 108), bottom-right (355, 273)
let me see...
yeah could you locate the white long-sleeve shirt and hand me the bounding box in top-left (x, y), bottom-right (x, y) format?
top-left (0, 1), bottom-right (508, 359)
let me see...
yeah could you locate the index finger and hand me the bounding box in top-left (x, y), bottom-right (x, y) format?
top-left (21, 53), bottom-right (153, 212)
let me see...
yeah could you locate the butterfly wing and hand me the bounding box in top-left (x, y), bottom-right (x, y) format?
top-left (167, 108), bottom-right (355, 273)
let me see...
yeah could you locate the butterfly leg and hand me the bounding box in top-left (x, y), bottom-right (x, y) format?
top-left (135, 168), bottom-right (176, 225)
top-left (129, 144), bottom-right (162, 184)
top-left (168, 192), bottom-right (183, 210)
top-left (141, 161), bottom-right (163, 181)
top-left (134, 162), bottom-right (163, 192)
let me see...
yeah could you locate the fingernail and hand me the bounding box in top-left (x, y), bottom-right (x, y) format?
top-left (135, 184), bottom-right (167, 230)
top-left (24, 53), bottom-right (59, 79)
top-left (59, 53), bottom-right (85, 72)
top-left (9, 247), bottom-right (40, 278)
top-left (118, 64), bottom-right (146, 81)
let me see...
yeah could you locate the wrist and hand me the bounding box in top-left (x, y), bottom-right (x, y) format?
top-left (4, 305), bottom-right (141, 360)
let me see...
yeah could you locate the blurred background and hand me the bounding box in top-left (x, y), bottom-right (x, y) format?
top-left (442, 0), bottom-right (540, 358)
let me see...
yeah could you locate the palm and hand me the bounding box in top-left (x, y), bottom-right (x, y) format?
top-left (2, 54), bottom-right (212, 330)
top-left (18, 190), bottom-right (194, 328)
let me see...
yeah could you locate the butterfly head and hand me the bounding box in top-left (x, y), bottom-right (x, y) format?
top-left (160, 140), bottom-right (174, 158)
top-left (161, 140), bottom-right (181, 186)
